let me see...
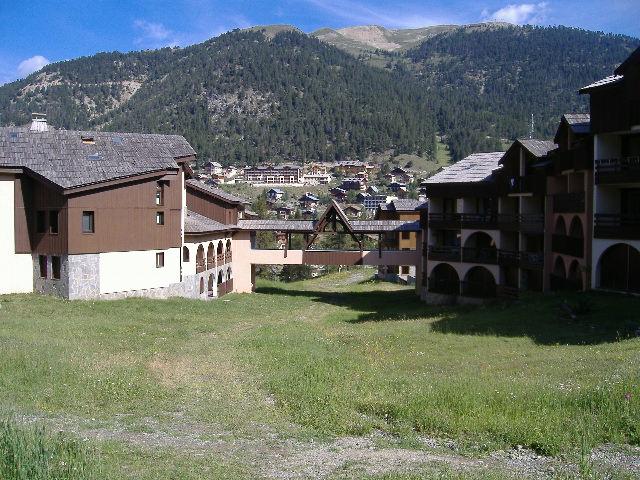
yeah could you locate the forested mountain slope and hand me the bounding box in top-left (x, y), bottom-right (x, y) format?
top-left (0, 25), bottom-right (637, 165)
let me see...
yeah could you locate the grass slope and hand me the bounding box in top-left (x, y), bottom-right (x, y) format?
top-left (0, 271), bottom-right (638, 478)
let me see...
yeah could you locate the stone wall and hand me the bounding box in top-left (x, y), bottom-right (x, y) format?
top-left (68, 254), bottom-right (100, 299)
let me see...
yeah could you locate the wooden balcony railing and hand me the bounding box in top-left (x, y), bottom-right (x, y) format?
top-left (552, 235), bottom-right (584, 257)
top-left (497, 249), bottom-right (520, 267)
top-left (225, 252), bottom-right (232, 263)
top-left (594, 214), bottom-right (640, 239)
top-left (520, 251), bottom-right (544, 270)
top-left (462, 247), bottom-right (497, 264)
top-left (196, 261), bottom-right (206, 274)
top-left (427, 245), bottom-right (461, 262)
top-left (216, 253), bottom-right (225, 265)
top-left (459, 213), bottom-right (498, 229)
top-left (553, 192), bottom-right (585, 213)
top-left (428, 213), bottom-right (461, 229)
top-left (595, 157), bottom-right (640, 184)
top-left (497, 214), bottom-right (544, 233)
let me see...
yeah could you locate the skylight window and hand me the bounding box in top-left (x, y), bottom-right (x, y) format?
top-left (81, 136), bottom-right (95, 145)
top-left (87, 153), bottom-right (103, 161)
top-left (112, 136), bottom-right (124, 145)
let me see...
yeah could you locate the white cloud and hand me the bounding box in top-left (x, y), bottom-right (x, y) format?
top-left (483, 2), bottom-right (549, 25)
top-left (17, 55), bottom-right (50, 78)
top-left (305, 0), bottom-right (456, 28)
top-left (134, 20), bottom-right (180, 48)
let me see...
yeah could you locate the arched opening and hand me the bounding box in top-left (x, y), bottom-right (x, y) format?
top-left (462, 231), bottom-right (497, 264)
top-left (227, 267), bottom-right (232, 280)
top-left (569, 216), bottom-right (583, 239)
top-left (207, 243), bottom-right (214, 269)
top-left (199, 276), bottom-right (205, 294)
top-left (217, 240), bottom-right (224, 264)
top-left (568, 260), bottom-right (582, 291)
top-left (429, 263), bottom-right (460, 295)
top-left (208, 273), bottom-right (214, 296)
top-left (225, 239), bottom-right (232, 262)
top-left (553, 256), bottom-right (566, 278)
top-left (598, 243), bottom-right (640, 293)
top-left (554, 216), bottom-right (567, 236)
top-left (462, 266), bottom-right (496, 298)
top-left (217, 270), bottom-right (224, 284)
top-left (196, 245), bottom-right (205, 273)
top-left (182, 246), bottom-right (190, 263)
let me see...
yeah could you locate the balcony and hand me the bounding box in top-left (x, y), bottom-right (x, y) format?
top-left (427, 245), bottom-right (461, 262)
top-left (225, 252), bottom-right (233, 263)
top-left (459, 213), bottom-right (498, 230)
top-left (552, 235), bottom-right (584, 257)
top-left (553, 192), bottom-right (585, 214)
top-left (520, 251), bottom-right (544, 270)
top-left (462, 247), bottom-right (497, 264)
top-left (497, 249), bottom-right (520, 267)
top-left (428, 213), bottom-right (460, 229)
top-left (498, 214), bottom-right (544, 233)
top-left (594, 214), bottom-right (640, 240)
top-left (595, 157), bottom-right (640, 184)
top-left (216, 253), bottom-right (225, 265)
top-left (505, 174), bottom-right (546, 195)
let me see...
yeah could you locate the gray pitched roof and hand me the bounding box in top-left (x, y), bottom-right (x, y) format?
top-left (425, 152), bottom-right (504, 184)
top-left (184, 210), bottom-right (233, 234)
top-left (518, 139), bottom-right (556, 158)
top-left (237, 218), bottom-right (420, 233)
top-left (579, 75), bottom-right (623, 93)
top-left (0, 127), bottom-right (194, 189)
top-left (563, 113), bottom-right (590, 135)
top-left (390, 198), bottom-right (426, 211)
top-left (186, 179), bottom-right (247, 204)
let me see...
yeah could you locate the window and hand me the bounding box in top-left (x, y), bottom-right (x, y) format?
top-left (39, 255), bottom-right (47, 278)
top-left (51, 256), bottom-right (61, 279)
top-left (36, 211), bottom-right (46, 233)
top-left (155, 252), bottom-right (165, 268)
top-left (155, 182), bottom-right (164, 206)
top-left (156, 211), bottom-right (165, 225)
top-left (401, 231), bottom-right (411, 240)
top-left (49, 210), bottom-right (59, 234)
top-left (82, 211), bottom-right (94, 233)
top-left (182, 246), bottom-right (190, 262)
top-left (401, 266), bottom-right (410, 275)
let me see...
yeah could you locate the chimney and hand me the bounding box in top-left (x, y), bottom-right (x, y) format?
top-left (30, 112), bottom-right (48, 132)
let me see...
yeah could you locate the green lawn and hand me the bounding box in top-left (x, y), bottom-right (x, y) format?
top-left (0, 271), bottom-right (638, 478)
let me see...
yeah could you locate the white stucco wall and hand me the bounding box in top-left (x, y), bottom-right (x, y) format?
top-left (99, 248), bottom-right (181, 295)
top-left (0, 175), bottom-right (33, 294)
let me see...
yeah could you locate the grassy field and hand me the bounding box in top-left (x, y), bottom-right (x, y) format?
top-left (0, 271), bottom-right (638, 478)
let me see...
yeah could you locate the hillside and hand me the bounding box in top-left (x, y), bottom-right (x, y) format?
top-left (0, 24), bottom-right (637, 164)
top-left (0, 30), bottom-right (436, 165)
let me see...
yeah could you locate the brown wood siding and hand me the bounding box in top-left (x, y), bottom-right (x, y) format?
top-left (15, 175), bottom-right (69, 254)
top-left (66, 174), bottom-right (181, 254)
top-left (186, 187), bottom-right (238, 225)
top-left (302, 250), bottom-right (363, 265)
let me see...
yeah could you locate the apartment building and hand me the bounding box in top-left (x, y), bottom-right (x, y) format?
top-left (241, 164), bottom-right (303, 185)
top-left (580, 47), bottom-right (640, 294)
top-left (0, 118), bottom-right (245, 300)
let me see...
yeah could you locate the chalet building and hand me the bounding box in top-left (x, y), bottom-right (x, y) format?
top-left (342, 204), bottom-right (363, 218)
top-left (580, 47), bottom-right (640, 294)
top-left (340, 178), bottom-right (366, 191)
top-left (329, 187), bottom-right (347, 202)
top-left (203, 161), bottom-right (223, 176)
top-left (332, 160), bottom-right (376, 177)
top-left (266, 188), bottom-right (285, 202)
top-left (0, 118), bottom-right (245, 300)
top-left (376, 198), bottom-right (425, 283)
top-left (241, 164), bottom-right (303, 185)
top-left (298, 192), bottom-right (320, 209)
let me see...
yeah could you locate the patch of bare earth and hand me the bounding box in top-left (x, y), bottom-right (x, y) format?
top-left (15, 413), bottom-right (638, 479)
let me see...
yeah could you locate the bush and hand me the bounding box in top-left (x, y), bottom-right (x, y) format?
top-left (0, 419), bottom-right (97, 480)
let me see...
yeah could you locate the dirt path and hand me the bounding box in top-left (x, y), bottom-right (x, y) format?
top-left (16, 412), bottom-right (639, 479)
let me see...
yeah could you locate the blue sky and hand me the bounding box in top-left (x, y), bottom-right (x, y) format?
top-left (1, 0), bottom-right (639, 84)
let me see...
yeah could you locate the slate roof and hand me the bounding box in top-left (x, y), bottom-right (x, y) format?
top-left (579, 75), bottom-right (623, 93)
top-left (425, 152), bottom-right (504, 184)
top-left (519, 139), bottom-right (557, 158)
top-left (185, 179), bottom-right (247, 204)
top-left (563, 113), bottom-right (591, 135)
top-left (237, 219), bottom-right (420, 233)
top-left (184, 210), bottom-right (233, 234)
top-left (389, 198), bottom-right (426, 211)
top-left (0, 126), bottom-right (195, 189)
